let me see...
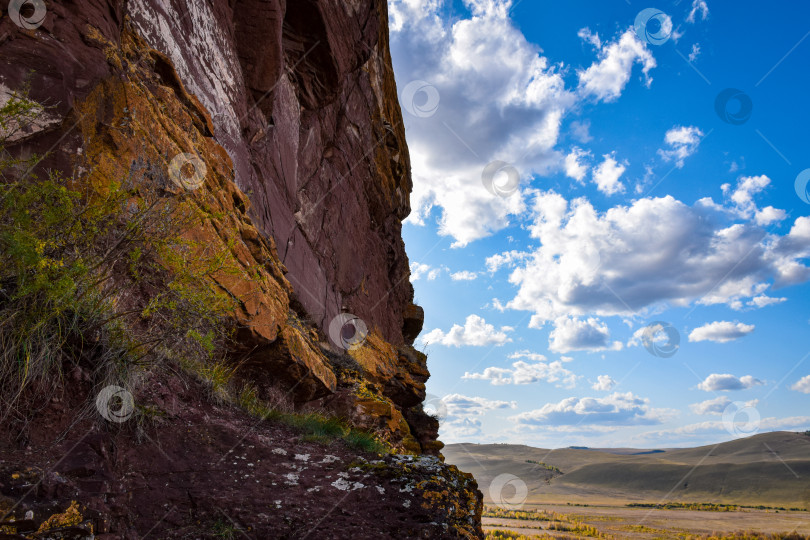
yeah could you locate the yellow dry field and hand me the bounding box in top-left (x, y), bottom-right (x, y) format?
top-left (483, 505), bottom-right (810, 539)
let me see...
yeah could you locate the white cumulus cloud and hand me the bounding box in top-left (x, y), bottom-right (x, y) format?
top-left (548, 316), bottom-right (623, 353)
top-left (486, 250), bottom-right (530, 273)
top-left (450, 270), bottom-right (478, 281)
top-left (689, 396), bottom-right (731, 415)
top-left (592, 375), bottom-right (617, 391)
top-left (658, 125), bottom-right (703, 168)
top-left (502, 190), bottom-right (810, 326)
top-left (688, 321), bottom-right (755, 343)
top-left (791, 375), bottom-right (810, 394)
top-left (592, 153), bottom-right (627, 195)
top-left (690, 397), bottom-right (758, 415)
top-left (463, 351), bottom-right (579, 388)
top-left (697, 373), bottom-right (764, 392)
top-left (443, 393), bottom-right (517, 416)
top-left (511, 392), bottom-right (675, 426)
top-left (577, 28), bottom-right (656, 102)
top-left (564, 147), bottom-right (591, 183)
top-left (409, 262), bottom-right (441, 281)
top-left (390, 0), bottom-right (576, 247)
top-left (390, 2), bottom-right (660, 246)
top-left (421, 314), bottom-right (513, 347)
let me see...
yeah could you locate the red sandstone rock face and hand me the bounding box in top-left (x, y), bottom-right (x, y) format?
top-left (1, 0), bottom-right (444, 443)
top-left (0, 2), bottom-right (486, 534)
top-left (125, 0), bottom-right (417, 345)
top-left (0, 0), bottom-right (417, 347)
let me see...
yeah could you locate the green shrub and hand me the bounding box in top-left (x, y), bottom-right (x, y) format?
top-left (0, 86), bottom-right (237, 430)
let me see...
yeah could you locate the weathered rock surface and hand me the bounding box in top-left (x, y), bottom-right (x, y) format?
top-left (0, 0), bottom-right (431, 450)
top-left (0, 0), bottom-right (484, 536)
top-left (1, 0), bottom-right (415, 347)
top-left (0, 369), bottom-right (483, 539)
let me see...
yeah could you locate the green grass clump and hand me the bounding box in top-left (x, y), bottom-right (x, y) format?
top-left (210, 519), bottom-right (238, 539)
top-left (237, 384), bottom-right (386, 454)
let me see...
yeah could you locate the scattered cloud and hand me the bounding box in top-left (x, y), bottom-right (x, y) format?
top-left (747, 295), bottom-right (786, 308)
top-left (688, 43), bottom-right (701, 62)
top-left (697, 373), bottom-right (764, 392)
top-left (450, 270), bottom-right (478, 281)
top-left (443, 393), bottom-right (518, 416)
top-left (564, 147), bottom-right (591, 183)
top-left (690, 396), bottom-right (731, 415)
top-left (577, 28), bottom-right (657, 102)
top-left (658, 125), bottom-right (703, 168)
top-left (463, 351), bottom-right (579, 388)
top-left (687, 0), bottom-right (710, 23)
top-left (569, 119), bottom-right (593, 143)
top-left (577, 27), bottom-right (602, 49)
top-left (486, 250), bottom-right (531, 273)
top-left (791, 375), bottom-right (810, 394)
top-left (720, 175), bottom-right (786, 225)
top-left (592, 375), bottom-right (617, 391)
top-left (511, 392), bottom-right (675, 426)
top-left (440, 393), bottom-right (518, 441)
top-left (690, 397), bottom-right (758, 415)
top-left (421, 314), bottom-right (513, 347)
top-left (548, 316), bottom-right (623, 353)
top-left (592, 153), bottom-right (627, 195)
top-left (410, 262), bottom-right (440, 281)
top-left (440, 417), bottom-right (483, 439)
top-left (688, 321), bottom-right (755, 343)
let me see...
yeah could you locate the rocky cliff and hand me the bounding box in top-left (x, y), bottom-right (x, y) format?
top-left (0, 0), bottom-right (483, 537)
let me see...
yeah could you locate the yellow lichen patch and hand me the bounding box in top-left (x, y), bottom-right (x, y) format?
top-left (37, 501), bottom-right (85, 532)
top-left (348, 331), bottom-right (398, 377)
top-left (353, 391), bottom-right (421, 454)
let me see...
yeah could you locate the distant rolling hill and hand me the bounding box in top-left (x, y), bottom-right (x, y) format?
top-left (444, 431), bottom-right (810, 508)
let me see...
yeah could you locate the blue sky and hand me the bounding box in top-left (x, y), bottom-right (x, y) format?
top-left (388, 0), bottom-right (810, 448)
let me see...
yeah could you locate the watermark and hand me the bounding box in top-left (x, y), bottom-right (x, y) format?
top-left (423, 393), bottom-right (448, 420)
top-left (401, 80), bottom-right (440, 118)
top-left (641, 321), bottom-right (680, 358)
top-left (482, 160), bottom-right (520, 198)
top-left (168, 152), bottom-right (207, 191)
top-left (794, 169), bottom-right (810, 204)
top-left (489, 473), bottom-right (528, 510)
top-left (714, 88), bottom-right (753, 125)
top-left (8, 0), bottom-right (46, 30)
top-left (95, 385), bottom-right (135, 423)
top-left (634, 8), bottom-right (673, 46)
top-left (721, 401), bottom-right (760, 438)
top-left (328, 313), bottom-right (368, 351)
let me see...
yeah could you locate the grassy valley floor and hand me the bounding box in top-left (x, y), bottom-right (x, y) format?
top-left (482, 505), bottom-right (810, 539)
